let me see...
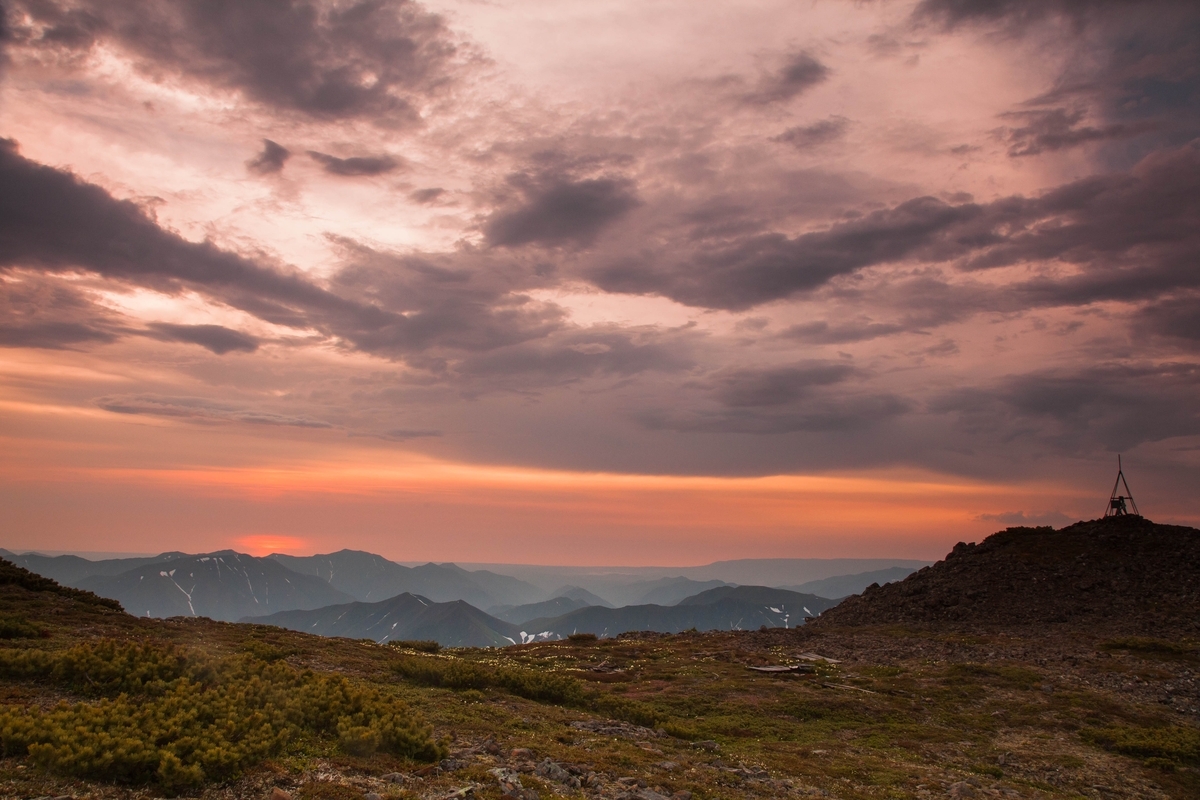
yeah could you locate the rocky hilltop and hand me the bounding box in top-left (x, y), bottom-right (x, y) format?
top-left (814, 515), bottom-right (1200, 634)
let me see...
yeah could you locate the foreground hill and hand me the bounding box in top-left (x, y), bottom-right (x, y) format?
top-left (815, 515), bottom-right (1200, 634)
top-left (246, 592), bottom-right (524, 647)
top-left (77, 551), bottom-right (352, 621)
top-left (1, 552), bottom-right (1198, 799)
top-left (0, 549), bottom-right (185, 586)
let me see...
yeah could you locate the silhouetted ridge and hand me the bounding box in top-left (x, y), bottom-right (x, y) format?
top-left (0, 557), bottom-right (124, 611)
top-left (813, 516), bottom-right (1200, 634)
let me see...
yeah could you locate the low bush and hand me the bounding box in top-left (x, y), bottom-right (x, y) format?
top-left (391, 654), bottom-right (661, 727)
top-left (0, 641), bottom-right (445, 790)
top-left (0, 616), bottom-right (46, 639)
top-left (1083, 724), bottom-right (1200, 767)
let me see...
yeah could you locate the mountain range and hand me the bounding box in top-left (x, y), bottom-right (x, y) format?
top-left (2, 546), bottom-right (918, 643)
top-left (247, 584), bottom-right (840, 646)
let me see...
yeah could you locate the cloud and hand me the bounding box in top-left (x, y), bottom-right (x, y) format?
top-left (999, 108), bottom-right (1149, 157)
top-left (0, 138), bottom-right (356, 330)
top-left (484, 175), bottom-right (640, 248)
top-left (94, 394), bottom-right (333, 428)
top-left (4, 0), bottom-right (459, 124)
top-left (712, 364), bottom-right (856, 408)
top-left (454, 327), bottom-right (694, 386)
top-left (145, 322), bottom-right (259, 354)
top-left (913, 0), bottom-right (1137, 30)
top-left (773, 117), bottom-right (849, 149)
top-left (976, 510), bottom-right (1073, 527)
top-left (933, 362), bottom-right (1200, 452)
top-left (779, 320), bottom-right (905, 344)
top-left (639, 393), bottom-right (910, 435)
top-left (0, 272), bottom-right (125, 349)
top-left (585, 141), bottom-right (1200, 312)
top-left (1135, 294), bottom-right (1200, 347)
top-left (409, 187), bottom-right (444, 203)
top-left (587, 195), bottom-right (983, 310)
top-left (308, 151), bottom-right (401, 176)
top-left (743, 52), bottom-right (829, 104)
top-left (377, 428), bottom-right (441, 440)
top-left (246, 139), bottom-right (290, 174)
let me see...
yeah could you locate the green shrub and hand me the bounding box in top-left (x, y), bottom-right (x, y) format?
top-left (0, 640), bottom-right (445, 790)
top-left (0, 616), bottom-right (45, 639)
top-left (391, 654), bottom-right (661, 727)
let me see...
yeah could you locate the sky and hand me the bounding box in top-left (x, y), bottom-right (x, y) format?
top-left (1, 0), bottom-right (1198, 565)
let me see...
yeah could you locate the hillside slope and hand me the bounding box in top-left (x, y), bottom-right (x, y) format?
top-left (248, 592), bottom-right (523, 647)
top-left (814, 515), bottom-right (1200, 633)
top-left (525, 586), bottom-right (839, 636)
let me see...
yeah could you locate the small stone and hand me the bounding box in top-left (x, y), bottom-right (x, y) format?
top-left (672, 792), bottom-right (693, 800)
top-left (635, 789), bottom-right (670, 800)
top-left (271, 788), bottom-right (293, 800)
top-left (657, 761), bottom-right (679, 770)
top-left (511, 747), bottom-right (534, 759)
top-left (365, 793), bottom-right (383, 800)
top-left (948, 781), bottom-right (977, 799)
top-left (691, 740), bottom-right (719, 751)
top-left (381, 772), bottom-right (407, 783)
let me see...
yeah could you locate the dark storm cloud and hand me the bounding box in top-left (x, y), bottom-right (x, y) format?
top-left (327, 244), bottom-right (563, 356)
top-left (1135, 294), bottom-right (1200, 347)
top-left (713, 364), bottom-right (855, 408)
top-left (779, 320), bottom-right (905, 344)
top-left (743, 52), bottom-right (829, 105)
top-left (999, 108), bottom-right (1149, 157)
top-left (639, 394), bottom-right (910, 435)
top-left (773, 117), bottom-right (849, 149)
top-left (308, 150), bottom-right (401, 176)
top-left (246, 139), bottom-right (290, 174)
top-left (0, 138), bottom-right (359, 330)
top-left (587, 195), bottom-right (984, 310)
top-left (0, 273), bottom-right (125, 349)
top-left (4, 0), bottom-right (457, 123)
top-left (455, 328), bottom-right (694, 386)
top-left (586, 141), bottom-right (1200, 312)
top-left (634, 361), bottom-right (908, 435)
top-left (94, 394), bottom-right (334, 428)
top-left (145, 322), bottom-right (260, 354)
top-left (963, 144), bottom-right (1200, 300)
top-left (917, 0), bottom-right (1200, 166)
top-left (913, 0), bottom-right (1160, 30)
top-left (933, 362), bottom-right (1200, 452)
top-left (484, 175), bottom-right (641, 248)
top-left (0, 142), bottom-right (696, 388)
